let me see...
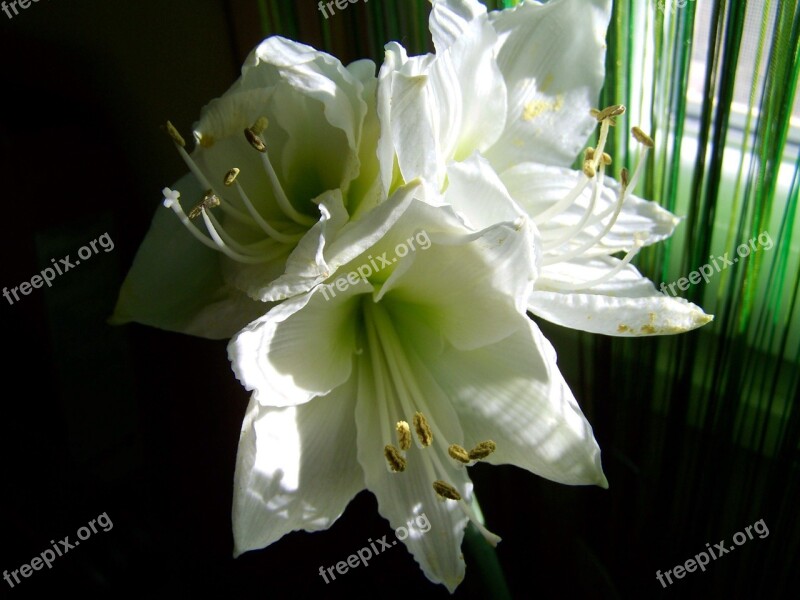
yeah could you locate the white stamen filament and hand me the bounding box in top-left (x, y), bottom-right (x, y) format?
top-left (257, 144), bottom-right (316, 228)
top-left (542, 165), bottom-right (605, 251)
top-left (532, 175), bottom-right (591, 224)
top-left (233, 180), bottom-right (304, 244)
top-left (163, 122), bottom-right (318, 265)
top-left (199, 209), bottom-right (275, 264)
top-left (164, 191), bottom-right (229, 253)
top-left (202, 208), bottom-right (268, 257)
top-left (540, 238), bottom-right (645, 292)
top-left (364, 300), bottom-right (501, 546)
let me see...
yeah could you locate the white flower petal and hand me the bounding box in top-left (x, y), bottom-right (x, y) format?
top-left (244, 190), bottom-right (350, 302)
top-left (484, 0), bottom-right (613, 171)
top-left (383, 66), bottom-right (442, 185)
top-left (429, 0), bottom-right (487, 52)
top-left (110, 173), bottom-right (273, 339)
top-left (228, 283), bottom-right (365, 407)
top-left (425, 18), bottom-right (507, 166)
top-left (444, 152), bottom-right (526, 231)
top-left (429, 316), bottom-right (608, 487)
top-left (379, 210), bottom-right (537, 349)
top-left (528, 276), bottom-right (714, 337)
top-left (233, 384), bottom-right (363, 557)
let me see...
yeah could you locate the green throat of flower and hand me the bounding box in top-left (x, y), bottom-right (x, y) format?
top-left (361, 298), bottom-right (501, 547)
top-left (161, 119), bottom-right (317, 264)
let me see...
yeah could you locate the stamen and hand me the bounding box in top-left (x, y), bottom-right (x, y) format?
top-left (594, 104), bottom-right (626, 122)
top-left (244, 127), bottom-right (267, 153)
top-left (448, 444), bottom-right (471, 464)
top-left (396, 421), bottom-right (412, 451)
top-left (224, 168), bottom-right (240, 187)
top-left (198, 208), bottom-right (275, 264)
top-left (542, 166), bottom-right (603, 251)
top-left (542, 237), bottom-right (646, 291)
top-left (165, 121), bottom-right (186, 147)
top-left (532, 175), bottom-right (591, 223)
top-left (432, 480), bottom-right (462, 501)
top-left (242, 123), bottom-right (316, 228)
top-left (542, 165), bottom-right (626, 266)
top-left (165, 121), bottom-right (220, 201)
top-left (384, 445), bottom-right (407, 473)
top-left (230, 175), bottom-right (304, 244)
top-left (161, 188), bottom-right (231, 253)
top-left (413, 412), bottom-right (433, 447)
top-left (582, 160), bottom-right (596, 178)
top-left (632, 126), bottom-right (655, 148)
top-left (468, 441), bottom-right (497, 460)
top-left (188, 190), bottom-right (221, 220)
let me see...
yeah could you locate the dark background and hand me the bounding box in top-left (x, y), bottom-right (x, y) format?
top-left (1, 1), bottom-right (796, 598)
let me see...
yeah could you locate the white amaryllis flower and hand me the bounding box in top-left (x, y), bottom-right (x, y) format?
top-left (111, 37), bottom-right (381, 338)
top-left (379, 0), bottom-right (712, 336)
top-left (229, 181), bottom-right (607, 592)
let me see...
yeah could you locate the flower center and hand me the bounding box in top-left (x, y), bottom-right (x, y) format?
top-left (362, 299), bottom-right (501, 546)
top-left (534, 105), bottom-right (656, 291)
top-left (160, 119), bottom-right (315, 264)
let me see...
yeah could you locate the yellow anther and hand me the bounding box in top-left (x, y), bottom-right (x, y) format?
top-left (432, 480), bottom-right (462, 501)
top-left (602, 152), bottom-right (613, 166)
top-left (632, 126), bottom-right (655, 148)
top-left (396, 421), bottom-right (411, 451)
top-left (448, 444), bottom-right (471, 464)
top-left (583, 160), bottom-right (597, 178)
top-left (224, 168), bottom-right (240, 187)
top-left (620, 167), bottom-right (630, 188)
top-left (384, 445), bottom-right (407, 473)
top-left (413, 412), bottom-right (433, 447)
top-left (188, 191), bottom-right (221, 220)
top-left (468, 440), bottom-right (497, 461)
top-left (244, 127), bottom-right (267, 153)
top-left (596, 104), bottom-right (626, 121)
top-left (166, 121), bottom-right (186, 147)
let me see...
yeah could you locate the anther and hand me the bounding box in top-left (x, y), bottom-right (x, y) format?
top-left (224, 168), bottom-right (240, 187)
top-left (632, 126), bottom-right (654, 148)
top-left (583, 160), bottom-right (597, 178)
top-left (384, 445), bottom-right (407, 473)
top-left (620, 167), bottom-right (630, 188)
top-left (244, 128), bottom-right (267, 153)
top-left (602, 152), bottom-right (613, 166)
top-left (584, 147), bottom-right (596, 161)
top-left (448, 444), bottom-right (471, 464)
top-left (432, 480), bottom-right (462, 501)
top-left (413, 412), bottom-right (433, 447)
top-left (396, 421), bottom-right (411, 451)
top-left (596, 104), bottom-right (626, 121)
top-left (188, 191), bottom-right (221, 220)
top-left (166, 121), bottom-right (186, 147)
top-left (468, 441), bottom-right (497, 460)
